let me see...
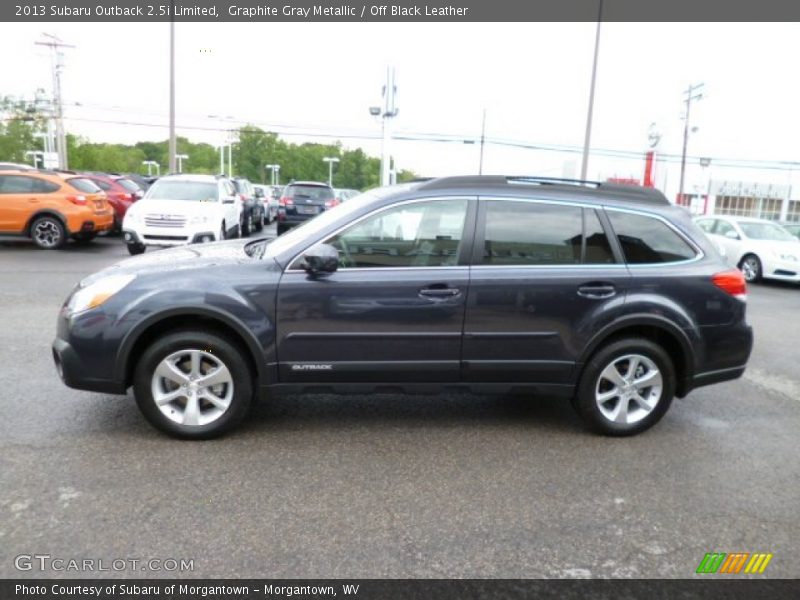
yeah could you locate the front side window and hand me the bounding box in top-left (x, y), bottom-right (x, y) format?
top-left (0, 175), bottom-right (41, 193)
top-left (481, 201), bottom-right (614, 265)
top-left (607, 211), bottom-right (697, 264)
top-left (322, 199), bottom-right (468, 268)
top-left (715, 220), bottom-right (737, 238)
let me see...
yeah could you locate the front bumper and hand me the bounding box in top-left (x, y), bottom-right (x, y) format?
top-left (763, 256), bottom-right (800, 282)
top-left (52, 336), bottom-right (125, 394)
top-left (123, 226), bottom-right (219, 247)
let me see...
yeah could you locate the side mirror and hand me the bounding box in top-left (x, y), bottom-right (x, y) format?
top-left (302, 243), bottom-right (339, 276)
top-left (724, 230), bottom-right (740, 240)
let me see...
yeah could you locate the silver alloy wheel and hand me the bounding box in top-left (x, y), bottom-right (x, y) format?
top-left (33, 219), bottom-right (62, 248)
top-left (741, 256), bottom-right (759, 282)
top-left (151, 349), bottom-right (234, 427)
top-left (594, 353), bottom-right (663, 425)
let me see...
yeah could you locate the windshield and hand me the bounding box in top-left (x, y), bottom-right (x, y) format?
top-left (146, 181), bottom-right (218, 202)
top-left (739, 222), bottom-right (796, 241)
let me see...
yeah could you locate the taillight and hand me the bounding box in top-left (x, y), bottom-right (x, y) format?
top-left (325, 198), bottom-right (340, 209)
top-left (67, 195), bottom-right (87, 205)
top-left (279, 197), bottom-right (293, 207)
top-left (712, 269), bottom-right (747, 300)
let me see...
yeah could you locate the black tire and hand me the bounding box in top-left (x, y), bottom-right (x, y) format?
top-left (276, 222), bottom-right (288, 236)
top-left (219, 222), bottom-right (226, 242)
top-left (573, 337), bottom-right (675, 436)
top-left (127, 243), bottom-right (146, 255)
top-left (30, 215), bottom-right (66, 249)
top-left (133, 329), bottom-right (253, 439)
top-left (73, 232), bottom-right (98, 245)
top-left (254, 212), bottom-right (264, 232)
top-left (241, 211), bottom-right (251, 237)
top-left (739, 253), bottom-right (762, 283)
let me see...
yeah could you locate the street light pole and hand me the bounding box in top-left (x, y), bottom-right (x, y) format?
top-left (168, 2), bottom-right (177, 174)
top-left (678, 82), bottom-right (704, 203)
top-left (322, 157), bottom-right (340, 186)
top-left (176, 154), bottom-right (188, 173)
top-left (580, 0), bottom-right (603, 180)
top-left (478, 108), bottom-right (487, 175)
top-left (35, 34), bottom-right (74, 170)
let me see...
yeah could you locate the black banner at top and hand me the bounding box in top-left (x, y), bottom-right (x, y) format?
top-left (4, 0), bottom-right (800, 22)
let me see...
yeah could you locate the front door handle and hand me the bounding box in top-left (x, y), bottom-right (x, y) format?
top-left (419, 286), bottom-right (461, 298)
top-left (577, 283), bottom-right (617, 299)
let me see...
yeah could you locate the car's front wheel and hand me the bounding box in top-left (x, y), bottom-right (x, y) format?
top-left (133, 330), bottom-right (253, 439)
top-left (739, 254), bottom-right (762, 283)
top-left (127, 242), bottom-right (146, 255)
top-left (573, 337), bottom-right (675, 436)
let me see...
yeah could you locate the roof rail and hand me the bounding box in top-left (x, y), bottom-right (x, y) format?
top-left (416, 175), bottom-right (669, 204)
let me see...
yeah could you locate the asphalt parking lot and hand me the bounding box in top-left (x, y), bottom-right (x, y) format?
top-left (0, 230), bottom-right (798, 579)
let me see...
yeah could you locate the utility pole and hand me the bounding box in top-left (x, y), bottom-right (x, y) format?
top-left (168, 2), bottom-right (177, 174)
top-left (678, 82), bottom-right (704, 204)
top-left (478, 109), bottom-right (487, 175)
top-left (369, 66), bottom-right (398, 187)
top-left (580, 0), bottom-right (603, 180)
top-left (35, 34), bottom-right (74, 170)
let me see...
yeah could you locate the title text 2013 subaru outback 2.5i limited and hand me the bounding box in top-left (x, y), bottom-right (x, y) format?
top-left (53, 176), bottom-right (753, 439)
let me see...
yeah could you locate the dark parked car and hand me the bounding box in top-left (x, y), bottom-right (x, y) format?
top-left (231, 177), bottom-right (264, 236)
top-left (53, 175), bottom-right (753, 439)
top-left (276, 181), bottom-right (337, 235)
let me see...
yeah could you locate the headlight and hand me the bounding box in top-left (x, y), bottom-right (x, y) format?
top-left (66, 274), bottom-right (136, 315)
top-left (189, 215), bottom-right (211, 224)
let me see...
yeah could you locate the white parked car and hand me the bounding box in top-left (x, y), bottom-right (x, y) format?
top-left (694, 215), bottom-right (800, 283)
top-left (122, 175), bottom-right (242, 255)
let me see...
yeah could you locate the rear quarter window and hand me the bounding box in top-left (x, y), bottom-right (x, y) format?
top-left (67, 178), bottom-right (103, 194)
top-left (607, 211), bottom-right (697, 264)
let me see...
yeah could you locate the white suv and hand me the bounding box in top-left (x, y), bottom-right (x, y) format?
top-left (122, 175), bottom-right (242, 255)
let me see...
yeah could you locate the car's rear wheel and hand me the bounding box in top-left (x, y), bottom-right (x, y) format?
top-left (219, 222), bottom-right (226, 242)
top-left (276, 222), bottom-right (288, 236)
top-left (127, 242), bottom-right (146, 255)
top-left (133, 330), bottom-right (252, 439)
top-left (573, 337), bottom-right (674, 436)
top-left (739, 254), bottom-right (762, 283)
top-left (254, 211), bottom-right (264, 232)
top-left (31, 216), bottom-right (66, 249)
top-left (241, 212), bottom-right (251, 237)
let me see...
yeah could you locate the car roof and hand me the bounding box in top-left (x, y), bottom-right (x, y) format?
top-left (287, 181), bottom-right (332, 188)
top-left (154, 174), bottom-right (221, 183)
top-left (385, 175), bottom-right (670, 209)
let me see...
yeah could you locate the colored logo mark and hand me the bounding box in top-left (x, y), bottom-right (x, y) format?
top-left (696, 552), bottom-right (773, 574)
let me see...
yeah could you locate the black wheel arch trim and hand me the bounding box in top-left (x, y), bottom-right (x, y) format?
top-left (114, 305), bottom-right (268, 388)
top-left (575, 313), bottom-right (696, 395)
top-left (25, 209), bottom-right (70, 236)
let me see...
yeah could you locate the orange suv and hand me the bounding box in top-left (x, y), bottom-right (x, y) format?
top-left (0, 170), bottom-right (114, 249)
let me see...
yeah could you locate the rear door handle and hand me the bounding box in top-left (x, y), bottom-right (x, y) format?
top-left (577, 283), bottom-right (617, 299)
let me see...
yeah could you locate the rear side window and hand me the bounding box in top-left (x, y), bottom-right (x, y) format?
top-left (607, 211), bottom-right (697, 264)
top-left (67, 178), bottom-right (103, 194)
top-left (92, 179), bottom-right (113, 191)
top-left (0, 175), bottom-right (59, 193)
top-left (481, 201), bottom-right (615, 265)
top-left (116, 178), bottom-right (140, 193)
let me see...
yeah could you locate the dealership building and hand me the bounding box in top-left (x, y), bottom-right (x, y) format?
top-left (675, 181), bottom-right (799, 222)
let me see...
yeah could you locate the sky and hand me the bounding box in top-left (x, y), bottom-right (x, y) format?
top-left (2, 21), bottom-right (800, 198)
